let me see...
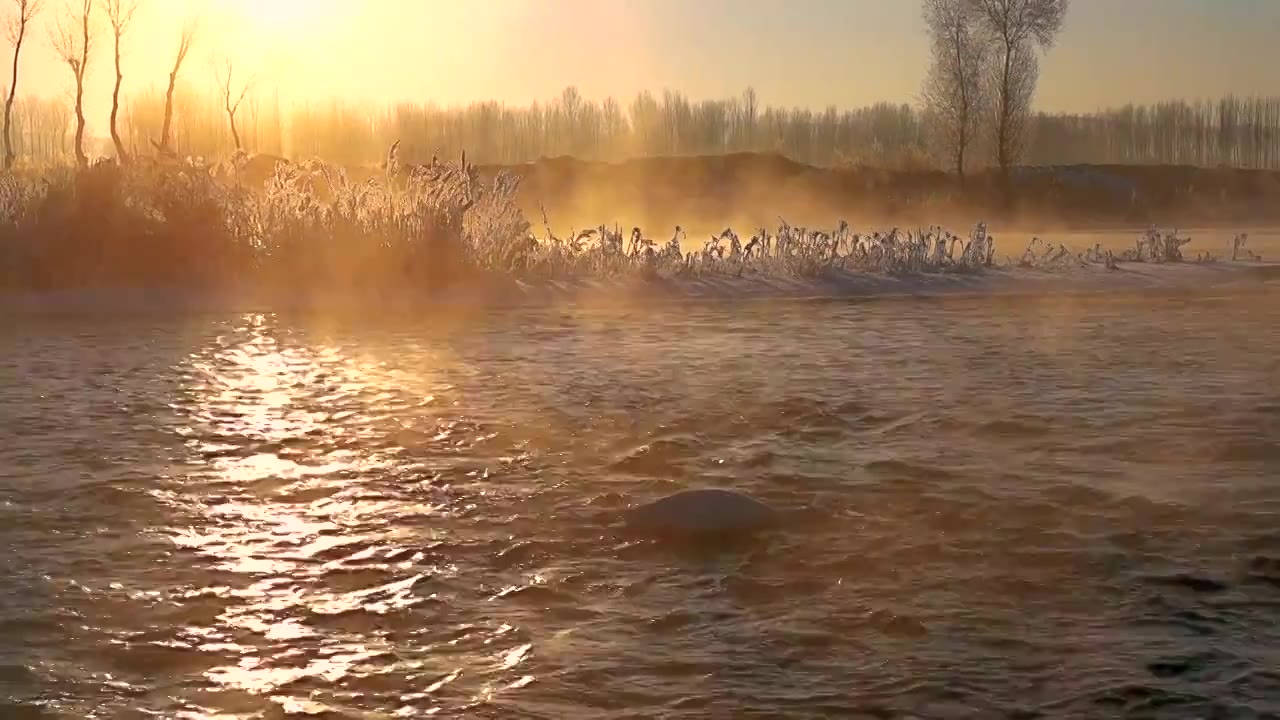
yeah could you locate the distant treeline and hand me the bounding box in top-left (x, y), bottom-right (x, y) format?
top-left (8, 87), bottom-right (1280, 171)
top-left (5, 97), bottom-right (74, 165)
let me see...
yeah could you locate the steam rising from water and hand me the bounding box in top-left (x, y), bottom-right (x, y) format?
top-left (2, 292), bottom-right (1279, 717)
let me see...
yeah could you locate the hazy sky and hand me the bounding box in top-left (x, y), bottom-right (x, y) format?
top-left (14, 0), bottom-right (1280, 134)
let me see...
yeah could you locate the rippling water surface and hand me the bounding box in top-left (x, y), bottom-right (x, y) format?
top-left (3, 288), bottom-right (1279, 719)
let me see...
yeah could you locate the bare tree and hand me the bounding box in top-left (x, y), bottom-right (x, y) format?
top-left (741, 86), bottom-right (758, 150)
top-left (969, 0), bottom-right (1067, 182)
top-left (102, 0), bottom-right (136, 163)
top-left (215, 58), bottom-right (253, 151)
top-left (49, 0), bottom-right (92, 167)
top-left (921, 0), bottom-right (987, 181)
top-left (156, 13), bottom-right (196, 155)
top-left (4, 0), bottom-right (43, 170)
top-left (991, 39), bottom-right (1037, 174)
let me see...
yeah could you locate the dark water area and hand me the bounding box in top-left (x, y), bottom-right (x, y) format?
top-left (2, 288), bottom-right (1279, 718)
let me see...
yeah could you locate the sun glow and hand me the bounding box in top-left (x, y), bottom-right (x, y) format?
top-left (225, 0), bottom-right (346, 43)
top-left (206, 0), bottom-right (355, 98)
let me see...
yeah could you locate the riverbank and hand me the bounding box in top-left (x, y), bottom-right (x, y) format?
top-left (4, 260), bottom-right (1274, 317)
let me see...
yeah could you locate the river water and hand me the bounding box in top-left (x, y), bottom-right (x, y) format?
top-left (2, 287), bottom-right (1279, 718)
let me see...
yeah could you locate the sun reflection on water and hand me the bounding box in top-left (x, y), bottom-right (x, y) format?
top-left (10, 294), bottom-right (1280, 717)
top-left (151, 313), bottom-right (537, 715)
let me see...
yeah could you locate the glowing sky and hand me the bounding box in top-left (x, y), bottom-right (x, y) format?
top-left (13, 0), bottom-right (1280, 135)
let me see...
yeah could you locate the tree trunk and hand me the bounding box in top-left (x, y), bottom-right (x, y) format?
top-left (73, 72), bottom-right (87, 167)
top-left (953, 25), bottom-right (968, 183)
top-left (228, 111), bottom-right (241, 151)
top-left (4, 33), bottom-right (25, 170)
top-left (998, 44), bottom-right (1012, 180)
top-left (996, 36), bottom-right (1014, 203)
top-left (159, 72), bottom-right (177, 154)
top-left (77, 3), bottom-right (90, 168)
top-left (110, 33), bottom-right (127, 163)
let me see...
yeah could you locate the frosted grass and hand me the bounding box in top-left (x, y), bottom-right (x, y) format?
top-left (0, 149), bottom-right (1262, 298)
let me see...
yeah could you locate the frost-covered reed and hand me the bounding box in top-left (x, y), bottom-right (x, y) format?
top-left (0, 148), bottom-right (1240, 292)
top-left (522, 220), bottom-right (999, 279)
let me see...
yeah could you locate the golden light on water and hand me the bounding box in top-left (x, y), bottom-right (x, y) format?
top-left (150, 313), bottom-right (545, 713)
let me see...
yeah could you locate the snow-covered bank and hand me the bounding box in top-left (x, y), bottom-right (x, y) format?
top-left (649, 259), bottom-right (1280, 300)
top-left (3, 261), bottom-right (1275, 317)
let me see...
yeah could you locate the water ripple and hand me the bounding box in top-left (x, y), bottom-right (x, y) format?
top-left (2, 291), bottom-right (1279, 717)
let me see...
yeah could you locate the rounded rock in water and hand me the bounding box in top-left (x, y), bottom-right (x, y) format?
top-left (622, 488), bottom-right (778, 536)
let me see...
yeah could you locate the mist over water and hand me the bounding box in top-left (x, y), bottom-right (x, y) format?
top-left (2, 284), bottom-right (1278, 718)
top-left (4, 0), bottom-right (1278, 713)
top-left (2, 281), bottom-right (1280, 717)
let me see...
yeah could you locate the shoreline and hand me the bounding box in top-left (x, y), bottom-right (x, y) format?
top-left (3, 261), bottom-right (1275, 316)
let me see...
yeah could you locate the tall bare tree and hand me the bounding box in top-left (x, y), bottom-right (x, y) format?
top-left (156, 13), bottom-right (196, 155)
top-left (49, 0), bottom-right (92, 167)
top-left (969, 0), bottom-right (1067, 182)
top-left (215, 58), bottom-right (253, 151)
top-left (741, 86), bottom-right (758, 150)
top-left (921, 0), bottom-right (987, 181)
top-left (4, 0), bottom-right (43, 170)
top-left (991, 39), bottom-right (1038, 174)
top-left (102, 0), bottom-right (136, 163)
